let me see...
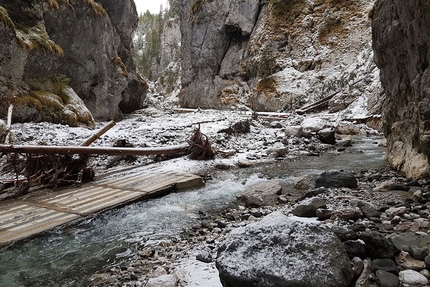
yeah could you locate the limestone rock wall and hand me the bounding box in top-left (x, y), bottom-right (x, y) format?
top-left (177, 0), bottom-right (380, 118)
top-left (372, 0), bottom-right (430, 178)
top-left (0, 0), bottom-right (147, 124)
top-left (178, 0), bottom-right (260, 109)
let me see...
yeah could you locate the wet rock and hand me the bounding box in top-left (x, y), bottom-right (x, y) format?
top-left (375, 270), bottom-right (400, 287)
top-left (266, 147), bottom-right (289, 157)
top-left (354, 201), bottom-right (381, 219)
top-left (395, 251), bottom-right (426, 270)
top-left (398, 270), bottom-right (428, 286)
top-left (294, 174), bottom-right (318, 190)
top-left (358, 231), bottom-right (398, 259)
top-left (318, 128), bottom-right (336, 145)
top-left (216, 213), bottom-right (353, 287)
top-left (331, 226), bottom-right (358, 241)
top-left (237, 181), bottom-right (282, 207)
top-left (316, 208), bottom-right (333, 221)
top-left (331, 207), bottom-right (363, 221)
top-left (146, 274), bottom-right (178, 287)
top-left (291, 198), bottom-right (327, 217)
top-left (299, 187), bottom-right (327, 200)
top-left (372, 259), bottom-right (398, 274)
top-left (315, 171), bottom-right (358, 188)
top-left (343, 240), bottom-right (366, 259)
top-left (336, 135), bottom-right (353, 148)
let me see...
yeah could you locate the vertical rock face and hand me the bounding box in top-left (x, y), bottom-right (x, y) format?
top-left (177, 0), bottom-right (380, 120)
top-left (0, 0), bottom-right (147, 123)
top-left (372, 0), bottom-right (430, 178)
top-left (178, 0), bottom-right (260, 108)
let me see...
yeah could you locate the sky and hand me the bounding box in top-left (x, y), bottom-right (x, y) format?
top-left (134, 0), bottom-right (169, 14)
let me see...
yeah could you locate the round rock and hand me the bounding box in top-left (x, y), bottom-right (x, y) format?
top-left (216, 212), bottom-right (353, 287)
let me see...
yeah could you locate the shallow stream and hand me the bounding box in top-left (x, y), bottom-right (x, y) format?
top-left (0, 136), bottom-right (387, 287)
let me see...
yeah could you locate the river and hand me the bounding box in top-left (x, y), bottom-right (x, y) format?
top-left (0, 136), bottom-right (387, 287)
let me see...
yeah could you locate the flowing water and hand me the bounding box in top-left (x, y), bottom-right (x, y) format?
top-left (0, 136), bottom-right (387, 287)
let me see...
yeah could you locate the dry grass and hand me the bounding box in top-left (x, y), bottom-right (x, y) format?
top-left (255, 77), bottom-right (280, 99)
top-left (16, 25), bottom-right (64, 56)
top-left (47, 0), bottom-right (60, 10)
top-left (84, 0), bottom-right (107, 16)
top-left (113, 57), bottom-right (129, 77)
top-left (0, 6), bottom-right (15, 30)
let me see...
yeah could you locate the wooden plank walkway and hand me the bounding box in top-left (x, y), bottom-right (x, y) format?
top-left (0, 171), bottom-right (204, 246)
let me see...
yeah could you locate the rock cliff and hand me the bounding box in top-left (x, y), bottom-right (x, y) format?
top-left (373, 0), bottom-right (430, 178)
top-left (177, 0), bottom-right (380, 119)
top-left (0, 0), bottom-right (147, 127)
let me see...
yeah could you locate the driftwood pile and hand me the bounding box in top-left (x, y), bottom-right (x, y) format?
top-left (188, 125), bottom-right (215, 160)
top-left (0, 121), bottom-right (216, 197)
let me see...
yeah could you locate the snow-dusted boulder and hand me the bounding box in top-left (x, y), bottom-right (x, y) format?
top-left (302, 117), bottom-right (331, 133)
top-left (237, 181), bottom-right (282, 207)
top-left (216, 212), bottom-right (353, 287)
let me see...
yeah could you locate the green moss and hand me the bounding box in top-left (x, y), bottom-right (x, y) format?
top-left (15, 25), bottom-right (64, 56)
top-left (0, 6), bottom-right (15, 30)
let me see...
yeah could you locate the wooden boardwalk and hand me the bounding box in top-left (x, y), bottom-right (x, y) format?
top-left (0, 171), bottom-right (204, 246)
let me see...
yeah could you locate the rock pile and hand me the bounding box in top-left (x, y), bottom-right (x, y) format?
top-left (86, 166), bottom-right (430, 287)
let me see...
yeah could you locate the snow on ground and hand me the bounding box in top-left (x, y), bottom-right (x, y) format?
top-left (1, 96), bottom-right (379, 183)
top-left (176, 259), bottom-right (222, 287)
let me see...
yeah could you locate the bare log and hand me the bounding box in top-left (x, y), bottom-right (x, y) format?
top-left (0, 144), bottom-right (190, 156)
top-left (81, 120), bottom-right (116, 146)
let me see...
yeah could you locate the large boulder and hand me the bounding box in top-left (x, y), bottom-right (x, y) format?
top-left (216, 212), bottom-right (353, 287)
top-left (315, 170), bottom-right (358, 188)
top-left (372, 0), bottom-right (430, 178)
top-left (0, 0), bottom-right (147, 123)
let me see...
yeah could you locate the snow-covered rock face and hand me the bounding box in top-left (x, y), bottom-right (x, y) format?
top-left (216, 212), bottom-right (353, 287)
top-left (175, 0), bottom-right (381, 119)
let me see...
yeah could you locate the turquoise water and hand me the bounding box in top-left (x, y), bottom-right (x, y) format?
top-left (0, 136), bottom-right (387, 287)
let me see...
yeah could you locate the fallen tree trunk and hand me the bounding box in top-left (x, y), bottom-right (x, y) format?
top-left (81, 121), bottom-right (116, 146)
top-left (0, 144), bottom-right (190, 156)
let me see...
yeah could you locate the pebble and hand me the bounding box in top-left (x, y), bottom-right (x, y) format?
top-left (375, 270), bottom-right (400, 287)
top-left (399, 270), bottom-right (429, 286)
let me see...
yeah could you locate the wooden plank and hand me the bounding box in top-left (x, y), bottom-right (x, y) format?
top-left (0, 204), bottom-right (80, 244)
top-left (0, 171), bottom-right (204, 246)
